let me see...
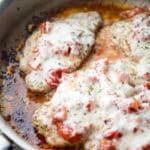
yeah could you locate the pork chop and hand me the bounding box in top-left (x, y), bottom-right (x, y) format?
top-left (19, 11), bottom-right (102, 93)
top-left (33, 54), bottom-right (150, 149)
top-left (97, 12), bottom-right (150, 58)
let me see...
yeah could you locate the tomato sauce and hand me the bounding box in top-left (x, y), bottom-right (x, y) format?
top-left (0, 3), bottom-right (132, 149)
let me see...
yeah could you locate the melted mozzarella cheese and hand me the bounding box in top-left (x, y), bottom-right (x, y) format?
top-left (107, 12), bottom-right (150, 58)
top-left (20, 11), bottom-right (102, 93)
top-left (33, 55), bottom-right (150, 149)
top-left (33, 12), bottom-right (150, 150)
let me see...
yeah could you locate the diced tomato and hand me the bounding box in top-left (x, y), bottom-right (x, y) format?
top-left (85, 100), bottom-right (95, 112)
top-left (142, 144), bottom-right (150, 150)
top-left (40, 22), bottom-right (51, 34)
top-left (120, 7), bottom-right (144, 19)
top-left (55, 47), bottom-right (71, 56)
top-left (103, 59), bottom-right (109, 73)
top-left (45, 77), bottom-right (59, 88)
top-left (57, 123), bottom-right (92, 143)
top-left (63, 46), bottom-right (71, 56)
top-left (145, 82), bottom-right (150, 90)
top-left (100, 139), bottom-right (116, 150)
top-left (104, 58), bottom-right (109, 65)
top-left (32, 48), bottom-right (39, 53)
top-left (133, 127), bottom-right (138, 133)
top-left (40, 22), bottom-right (47, 34)
top-left (50, 68), bottom-right (63, 77)
top-left (128, 98), bottom-right (140, 112)
top-left (88, 76), bottom-right (98, 83)
top-left (117, 70), bottom-right (129, 83)
top-left (144, 72), bottom-right (150, 80)
top-left (45, 68), bottom-right (64, 88)
top-left (57, 123), bottom-right (83, 143)
top-left (104, 130), bottom-right (122, 140)
top-left (52, 106), bottom-right (67, 123)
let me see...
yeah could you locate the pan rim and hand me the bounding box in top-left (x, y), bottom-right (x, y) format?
top-left (0, 115), bottom-right (38, 150)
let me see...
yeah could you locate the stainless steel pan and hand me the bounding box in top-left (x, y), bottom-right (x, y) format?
top-left (0, 0), bottom-right (149, 149)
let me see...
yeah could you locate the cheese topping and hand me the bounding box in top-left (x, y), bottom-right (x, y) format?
top-left (106, 13), bottom-right (150, 58)
top-left (33, 57), bottom-right (150, 149)
top-left (19, 12), bottom-right (101, 93)
top-left (33, 12), bottom-right (150, 150)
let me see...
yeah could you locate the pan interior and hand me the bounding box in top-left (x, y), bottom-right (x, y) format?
top-left (0, 0), bottom-right (149, 149)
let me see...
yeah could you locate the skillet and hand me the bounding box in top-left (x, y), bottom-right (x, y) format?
top-left (0, 0), bottom-right (149, 149)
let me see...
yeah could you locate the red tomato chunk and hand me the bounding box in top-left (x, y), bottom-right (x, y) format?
top-left (145, 82), bottom-right (150, 90)
top-left (52, 106), bottom-right (68, 123)
top-left (120, 7), bottom-right (144, 18)
top-left (40, 22), bottom-right (51, 34)
top-left (45, 68), bottom-right (64, 88)
top-left (57, 123), bottom-right (84, 143)
top-left (104, 130), bottom-right (122, 140)
top-left (128, 98), bottom-right (140, 112)
top-left (85, 100), bottom-right (95, 112)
